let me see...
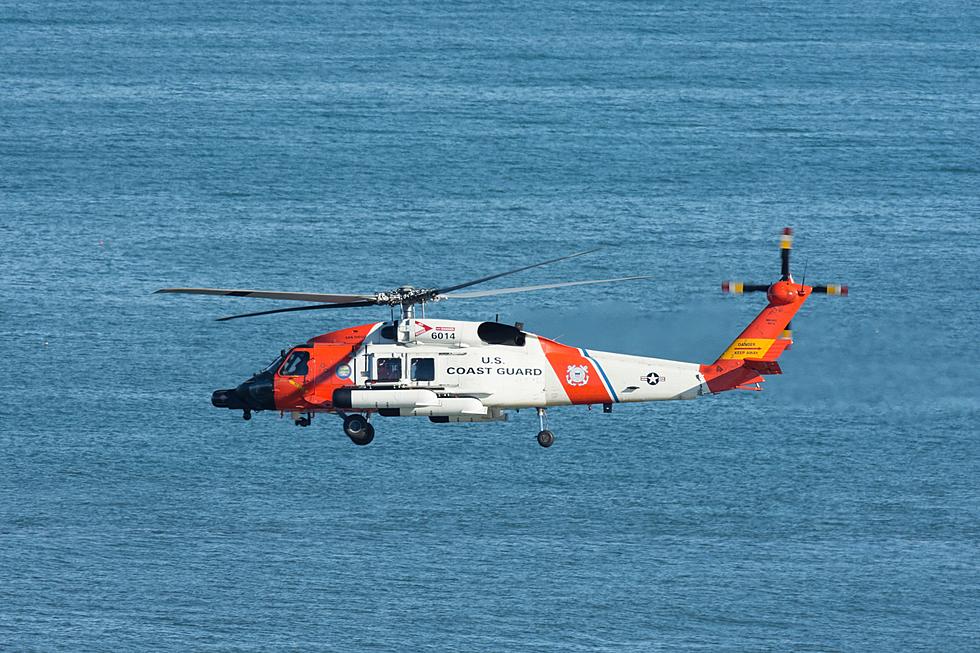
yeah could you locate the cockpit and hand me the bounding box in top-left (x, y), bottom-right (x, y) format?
top-left (279, 349), bottom-right (310, 376)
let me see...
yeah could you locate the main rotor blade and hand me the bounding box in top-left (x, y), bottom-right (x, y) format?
top-left (216, 300), bottom-right (379, 322)
top-left (440, 275), bottom-right (652, 299)
top-left (433, 248), bottom-right (601, 296)
top-left (155, 287), bottom-right (376, 303)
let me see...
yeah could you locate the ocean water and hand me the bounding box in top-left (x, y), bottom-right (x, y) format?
top-left (2, 1), bottom-right (979, 650)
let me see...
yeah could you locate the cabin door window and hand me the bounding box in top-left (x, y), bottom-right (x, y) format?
top-left (376, 357), bottom-right (402, 382)
top-left (410, 358), bottom-right (435, 383)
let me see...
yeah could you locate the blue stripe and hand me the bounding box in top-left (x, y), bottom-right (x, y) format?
top-left (581, 349), bottom-right (619, 402)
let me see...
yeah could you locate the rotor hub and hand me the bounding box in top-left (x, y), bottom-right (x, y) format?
top-left (374, 286), bottom-right (439, 306)
top-left (767, 280), bottom-right (801, 305)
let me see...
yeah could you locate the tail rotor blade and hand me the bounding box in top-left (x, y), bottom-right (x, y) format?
top-left (811, 284), bottom-right (849, 296)
top-left (780, 320), bottom-right (794, 350)
top-left (722, 281), bottom-right (769, 294)
top-left (780, 227), bottom-right (793, 280)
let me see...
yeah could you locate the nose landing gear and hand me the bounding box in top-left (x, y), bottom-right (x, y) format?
top-left (343, 414), bottom-right (375, 446)
top-left (535, 408), bottom-right (555, 448)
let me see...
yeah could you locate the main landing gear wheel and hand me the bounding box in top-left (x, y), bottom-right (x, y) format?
top-left (536, 430), bottom-right (555, 448)
top-left (535, 407), bottom-right (554, 448)
top-left (343, 414), bottom-right (374, 446)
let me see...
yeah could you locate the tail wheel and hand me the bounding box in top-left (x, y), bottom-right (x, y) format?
top-left (344, 415), bottom-right (374, 445)
top-left (536, 430), bottom-right (555, 448)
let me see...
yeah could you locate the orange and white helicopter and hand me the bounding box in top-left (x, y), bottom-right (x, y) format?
top-left (157, 228), bottom-right (846, 447)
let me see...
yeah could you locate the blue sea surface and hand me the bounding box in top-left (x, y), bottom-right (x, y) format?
top-left (2, 1), bottom-right (979, 650)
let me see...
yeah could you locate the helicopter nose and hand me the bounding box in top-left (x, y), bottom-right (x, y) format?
top-left (211, 388), bottom-right (246, 409)
top-left (241, 373), bottom-right (275, 411)
top-left (212, 371), bottom-right (275, 412)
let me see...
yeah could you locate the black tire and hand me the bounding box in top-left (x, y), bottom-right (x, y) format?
top-left (348, 423), bottom-right (375, 446)
top-left (344, 414), bottom-right (371, 440)
top-left (536, 430), bottom-right (555, 448)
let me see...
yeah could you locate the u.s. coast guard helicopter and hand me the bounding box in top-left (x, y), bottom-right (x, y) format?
top-left (157, 228), bottom-right (846, 447)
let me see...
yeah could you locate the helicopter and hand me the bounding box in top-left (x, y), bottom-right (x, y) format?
top-left (156, 228), bottom-right (847, 448)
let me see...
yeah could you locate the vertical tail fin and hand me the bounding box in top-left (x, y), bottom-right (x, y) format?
top-left (706, 228), bottom-right (849, 394)
top-left (701, 282), bottom-right (809, 392)
top-left (714, 288), bottom-right (804, 365)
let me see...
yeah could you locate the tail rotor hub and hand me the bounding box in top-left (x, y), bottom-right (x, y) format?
top-left (767, 280), bottom-right (800, 305)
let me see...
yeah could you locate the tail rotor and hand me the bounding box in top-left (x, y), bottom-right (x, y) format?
top-left (722, 227), bottom-right (849, 343)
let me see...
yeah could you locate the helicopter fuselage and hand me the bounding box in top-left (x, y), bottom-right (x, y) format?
top-left (216, 318), bottom-right (708, 423)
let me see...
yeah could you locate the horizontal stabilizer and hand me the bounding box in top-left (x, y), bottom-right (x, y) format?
top-left (743, 359), bottom-right (782, 375)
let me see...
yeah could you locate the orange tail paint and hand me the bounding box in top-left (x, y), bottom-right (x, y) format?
top-left (700, 281), bottom-right (811, 393)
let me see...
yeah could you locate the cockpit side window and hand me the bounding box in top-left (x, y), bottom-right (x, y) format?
top-left (279, 350), bottom-right (310, 376)
top-left (376, 357), bottom-right (402, 382)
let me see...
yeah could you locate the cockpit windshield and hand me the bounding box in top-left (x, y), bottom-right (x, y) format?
top-left (261, 353), bottom-right (286, 374)
top-left (279, 350), bottom-right (310, 377)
